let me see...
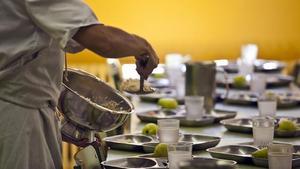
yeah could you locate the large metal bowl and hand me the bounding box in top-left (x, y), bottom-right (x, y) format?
top-left (58, 68), bottom-right (134, 132)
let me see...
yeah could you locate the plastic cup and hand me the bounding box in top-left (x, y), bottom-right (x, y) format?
top-left (184, 96), bottom-right (204, 120)
top-left (168, 142), bottom-right (193, 169)
top-left (258, 92), bottom-right (277, 117)
top-left (252, 116), bottom-right (275, 148)
top-left (250, 74), bottom-right (267, 95)
top-left (268, 143), bottom-right (293, 169)
top-left (157, 119), bottom-right (180, 143)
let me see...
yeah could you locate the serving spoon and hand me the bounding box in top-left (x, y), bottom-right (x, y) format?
top-left (124, 56), bottom-right (155, 95)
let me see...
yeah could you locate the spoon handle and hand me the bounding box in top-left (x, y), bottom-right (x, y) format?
top-left (140, 76), bottom-right (144, 92)
top-left (138, 55), bottom-right (149, 92)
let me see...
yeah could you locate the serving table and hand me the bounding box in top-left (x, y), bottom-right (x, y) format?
top-left (106, 101), bottom-right (300, 169)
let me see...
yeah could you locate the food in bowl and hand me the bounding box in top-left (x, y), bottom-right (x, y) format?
top-left (101, 100), bottom-right (123, 111)
top-left (120, 79), bottom-right (153, 93)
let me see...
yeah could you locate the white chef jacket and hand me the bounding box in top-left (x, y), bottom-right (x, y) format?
top-left (0, 0), bottom-right (100, 108)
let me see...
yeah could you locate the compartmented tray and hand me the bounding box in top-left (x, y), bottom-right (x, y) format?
top-left (221, 117), bottom-right (300, 138)
top-left (103, 133), bottom-right (221, 153)
top-left (207, 144), bottom-right (300, 168)
top-left (148, 77), bottom-right (170, 89)
top-left (136, 106), bottom-right (237, 127)
top-left (179, 157), bottom-right (237, 169)
top-left (216, 74), bottom-right (293, 89)
top-left (102, 157), bottom-right (166, 169)
top-left (221, 91), bottom-right (300, 108)
top-left (102, 156), bottom-right (237, 169)
top-left (217, 59), bottom-right (285, 74)
top-left (242, 142), bottom-right (300, 168)
top-left (139, 88), bottom-right (184, 104)
top-left (207, 145), bottom-right (258, 163)
top-left (252, 154), bottom-right (300, 168)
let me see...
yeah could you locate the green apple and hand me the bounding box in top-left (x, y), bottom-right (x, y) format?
top-left (158, 98), bottom-right (178, 109)
top-left (153, 143), bottom-right (168, 157)
top-left (142, 123), bottom-right (158, 135)
top-left (152, 73), bottom-right (165, 79)
top-left (252, 148), bottom-right (268, 158)
top-left (278, 119), bottom-right (297, 131)
top-left (233, 75), bottom-right (247, 88)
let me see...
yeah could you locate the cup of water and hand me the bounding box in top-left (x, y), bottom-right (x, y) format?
top-left (157, 119), bottom-right (180, 143)
top-left (252, 116), bottom-right (275, 148)
top-left (166, 65), bottom-right (186, 99)
top-left (250, 73), bottom-right (267, 95)
top-left (258, 92), bottom-right (277, 117)
top-left (168, 142), bottom-right (193, 169)
top-left (268, 143), bottom-right (293, 169)
top-left (184, 96), bottom-right (204, 120)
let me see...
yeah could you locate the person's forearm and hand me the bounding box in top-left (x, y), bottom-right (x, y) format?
top-left (73, 24), bottom-right (146, 58)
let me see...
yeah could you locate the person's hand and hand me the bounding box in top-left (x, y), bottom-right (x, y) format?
top-left (74, 24), bottom-right (159, 78)
top-left (133, 35), bottom-right (159, 79)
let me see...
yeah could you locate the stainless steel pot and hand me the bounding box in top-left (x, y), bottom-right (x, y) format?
top-left (185, 61), bottom-right (228, 113)
top-left (58, 68), bottom-right (134, 132)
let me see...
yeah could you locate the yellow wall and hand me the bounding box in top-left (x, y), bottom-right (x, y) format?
top-left (68, 0), bottom-right (300, 64)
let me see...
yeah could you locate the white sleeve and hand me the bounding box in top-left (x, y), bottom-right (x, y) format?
top-left (25, 0), bottom-right (100, 49)
top-left (65, 39), bottom-right (85, 53)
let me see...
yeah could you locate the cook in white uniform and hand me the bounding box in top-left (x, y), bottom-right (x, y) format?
top-left (0, 0), bottom-right (159, 168)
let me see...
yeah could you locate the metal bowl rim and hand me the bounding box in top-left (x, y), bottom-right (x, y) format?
top-left (63, 68), bottom-right (134, 115)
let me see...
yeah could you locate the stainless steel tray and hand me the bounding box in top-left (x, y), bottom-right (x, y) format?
top-left (147, 77), bottom-right (170, 89)
top-left (142, 134), bottom-right (221, 153)
top-left (136, 108), bottom-right (185, 122)
top-left (137, 155), bottom-right (237, 169)
top-left (178, 116), bottom-right (215, 127)
top-left (217, 59), bottom-right (285, 74)
top-left (238, 142), bottom-right (300, 168)
top-left (217, 74), bottom-right (293, 89)
top-left (207, 145), bottom-right (258, 163)
top-left (104, 134), bottom-right (220, 153)
top-left (102, 157), bottom-right (167, 169)
top-left (139, 88), bottom-right (184, 104)
top-left (222, 92), bottom-right (299, 108)
top-left (221, 117), bottom-right (300, 138)
top-left (179, 157), bottom-right (237, 169)
top-left (252, 155), bottom-right (300, 168)
top-left (136, 107), bottom-right (237, 127)
top-left (103, 134), bottom-right (155, 152)
top-left (102, 156), bottom-right (236, 169)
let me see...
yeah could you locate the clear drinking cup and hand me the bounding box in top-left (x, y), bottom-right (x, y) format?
top-left (258, 92), bottom-right (277, 117)
top-left (268, 143), bottom-right (293, 169)
top-left (184, 96), bottom-right (204, 120)
top-left (168, 142), bottom-right (193, 169)
top-left (250, 73), bottom-right (267, 95)
top-left (157, 119), bottom-right (180, 143)
top-left (252, 116), bottom-right (275, 148)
